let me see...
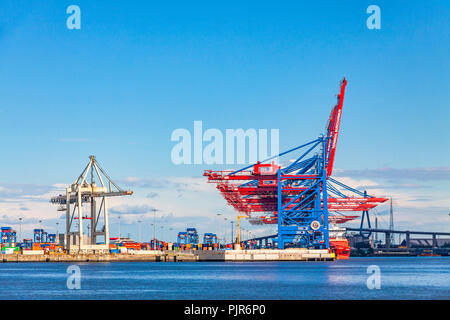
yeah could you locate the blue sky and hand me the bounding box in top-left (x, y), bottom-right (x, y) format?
top-left (0, 1), bottom-right (449, 241)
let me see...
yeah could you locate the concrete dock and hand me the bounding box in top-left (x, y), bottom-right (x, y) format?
top-left (196, 249), bottom-right (334, 261)
top-left (1, 249), bottom-right (335, 262)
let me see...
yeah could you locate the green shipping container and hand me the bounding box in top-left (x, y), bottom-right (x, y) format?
top-left (2, 246), bottom-right (19, 251)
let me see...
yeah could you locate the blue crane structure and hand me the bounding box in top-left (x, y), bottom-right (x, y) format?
top-left (1, 227), bottom-right (17, 247)
top-left (177, 231), bottom-right (187, 245)
top-left (186, 228), bottom-right (199, 245)
top-left (203, 233), bottom-right (218, 246)
top-left (204, 78), bottom-right (388, 249)
top-left (33, 229), bottom-right (47, 243)
top-left (177, 228), bottom-right (199, 245)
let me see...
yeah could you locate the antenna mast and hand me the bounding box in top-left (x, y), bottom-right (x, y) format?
top-left (389, 198), bottom-right (395, 244)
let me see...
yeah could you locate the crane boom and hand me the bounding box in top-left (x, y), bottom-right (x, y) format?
top-left (326, 77), bottom-right (347, 177)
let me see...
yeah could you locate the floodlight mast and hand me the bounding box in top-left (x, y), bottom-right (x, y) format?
top-left (50, 156), bottom-right (133, 253)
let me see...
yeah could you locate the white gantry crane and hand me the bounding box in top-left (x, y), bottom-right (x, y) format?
top-left (51, 155), bottom-right (133, 254)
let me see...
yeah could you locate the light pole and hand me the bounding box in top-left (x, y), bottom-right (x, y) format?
top-left (118, 216), bottom-right (121, 242)
top-left (150, 223), bottom-right (154, 247)
top-left (217, 213), bottom-right (222, 249)
top-left (151, 209), bottom-right (159, 249)
top-left (38, 219), bottom-right (42, 242)
top-left (56, 222), bottom-right (59, 245)
top-left (223, 217), bottom-right (228, 245)
top-left (18, 218), bottom-right (22, 243)
top-left (230, 221), bottom-right (234, 244)
top-left (160, 226), bottom-right (164, 243)
top-left (138, 220), bottom-right (142, 243)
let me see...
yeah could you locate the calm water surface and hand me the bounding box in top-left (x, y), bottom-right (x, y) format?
top-left (0, 257), bottom-right (448, 299)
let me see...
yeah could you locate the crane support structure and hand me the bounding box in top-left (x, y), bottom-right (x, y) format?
top-left (204, 78), bottom-right (388, 249)
top-left (236, 215), bottom-right (247, 245)
top-left (51, 156), bottom-right (133, 253)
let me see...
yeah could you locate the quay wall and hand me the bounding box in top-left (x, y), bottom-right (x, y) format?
top-left (1, 249), bottom-right (334, 263)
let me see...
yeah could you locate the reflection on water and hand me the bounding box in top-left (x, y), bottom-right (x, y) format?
top-left (0, 257), bottom-right (448, 299)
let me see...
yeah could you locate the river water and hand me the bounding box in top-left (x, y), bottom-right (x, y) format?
top-left (0, 257), bottom-right (448, 299)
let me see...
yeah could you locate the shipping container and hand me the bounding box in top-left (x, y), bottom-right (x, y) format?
top-left (119, 247), bottom-right (127, 254)
top-left (22, 250), bottom-right (44, 255)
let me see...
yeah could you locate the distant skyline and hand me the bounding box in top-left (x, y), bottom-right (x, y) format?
top-left (0, 1), bottom-right (449, 241)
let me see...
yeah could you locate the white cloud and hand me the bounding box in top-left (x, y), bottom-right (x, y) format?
top-left (334, 167), bottom-right (450, 181)
top-left (331, 174), bottom-right (450, 232)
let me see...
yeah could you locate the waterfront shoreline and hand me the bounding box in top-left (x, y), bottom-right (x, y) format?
top-left (3, 250), bottom-right (447, 263)
top-left (1, 249), bottom-right (335, 262)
